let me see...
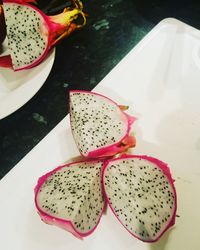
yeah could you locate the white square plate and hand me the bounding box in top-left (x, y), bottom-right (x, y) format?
top-left (0, 18), bottom-right (200, 250)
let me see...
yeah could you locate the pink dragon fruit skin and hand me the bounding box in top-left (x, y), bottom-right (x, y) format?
top-left (34, 160), bottom-right (106, 239)
top-left (1, 0), bottom-right (86, 70)
top-left (69, 90), bottom-right (137, 159)
top-left (102, 154), bottom-right (177, 242)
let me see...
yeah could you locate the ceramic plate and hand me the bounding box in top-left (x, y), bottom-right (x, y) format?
top-left (0, 18), bottom-right (200, 250)
top-left (0, 39), bottom-right (55, 119)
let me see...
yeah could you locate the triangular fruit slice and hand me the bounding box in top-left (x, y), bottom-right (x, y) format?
top-left (35, 159), bottom-right (105, 239)
top-left (102, 154), bottom-right (177, 242)
top-left (69, 90), bottom-right (136, 158)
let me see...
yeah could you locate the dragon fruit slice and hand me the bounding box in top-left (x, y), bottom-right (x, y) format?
top-left (69, 90), bottom-right (136, 158)
top-left (34, 159), bottom-right (105, 239)
top-left (1, 0), bottom-right (86, 70)
top-left (102, 155), bottom-right (177, 242)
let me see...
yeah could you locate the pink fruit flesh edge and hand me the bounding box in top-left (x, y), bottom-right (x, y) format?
top-left (1, 0), bottom-right (83, 71)
top-left (2, 0), bottom-right (50, 71)
top-left (102, 154), bottom-right (177, 243)
top-left (69, 90), bottom-right (137, 158)
top-left (34, 159), bottom-right (106, 240)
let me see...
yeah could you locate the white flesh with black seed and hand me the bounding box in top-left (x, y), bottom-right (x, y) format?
top-left (103, 156), bottom-right (176, 242)
top-left (3, 3), bottom-right (48, 70)
top-left (70, 91), bottom-right (128, 156)
top-left (36, 161), bottom-right (105, 234)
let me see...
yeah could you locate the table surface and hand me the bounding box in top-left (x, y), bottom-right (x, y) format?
top-left (1, 0), bottom-right (200, 179)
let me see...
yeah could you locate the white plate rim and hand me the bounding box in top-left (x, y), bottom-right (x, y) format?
top-left (0, 47), bottom-right (56, 119)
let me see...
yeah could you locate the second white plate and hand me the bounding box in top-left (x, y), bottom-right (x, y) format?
top-left (0, 40), bottom-right (55, 119)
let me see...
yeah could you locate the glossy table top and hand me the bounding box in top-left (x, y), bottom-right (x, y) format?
top-left (1, 0), bottom-right (200, 179)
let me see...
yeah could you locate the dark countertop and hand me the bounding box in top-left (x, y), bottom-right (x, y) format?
top-left (1, 0), bottom-right (200, 179)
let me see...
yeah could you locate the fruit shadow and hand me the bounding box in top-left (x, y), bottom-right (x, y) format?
top-left (149, 228), bottom-right (174, 250)
top-left (25, 209), bottom-right (105, 250)
top-left (23, 209), bottom-right (73, 250)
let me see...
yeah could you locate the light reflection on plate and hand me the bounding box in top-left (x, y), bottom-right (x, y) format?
top-left (0, 39), bottom-right (56, 119)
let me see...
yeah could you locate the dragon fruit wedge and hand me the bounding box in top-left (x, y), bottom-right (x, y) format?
top-left (69, 90), bottom-right (137, 158)
top-left (34, 159), bottom-right (105, 239)
top-left (0, 0), bottom-right (86, 71)
top-left (102, 154), bottom-right (177, 242)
